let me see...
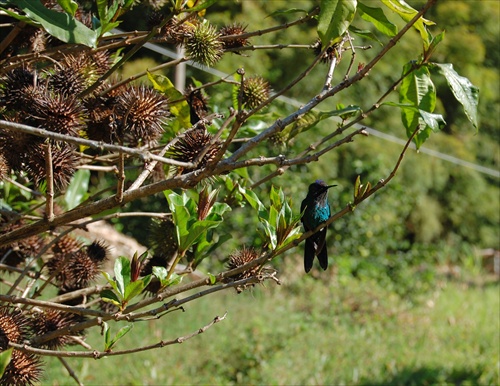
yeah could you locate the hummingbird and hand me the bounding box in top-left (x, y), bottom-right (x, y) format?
top-left (300, 180), bottom-right (336, 273)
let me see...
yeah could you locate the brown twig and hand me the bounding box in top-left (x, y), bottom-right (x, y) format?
top-left (10, 313), bottom-right (227, 359)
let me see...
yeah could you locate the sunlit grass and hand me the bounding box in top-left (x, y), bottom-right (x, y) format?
top-left (43, 269), bottom-right (499, 385)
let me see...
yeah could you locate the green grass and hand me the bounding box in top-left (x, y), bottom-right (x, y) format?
top-left (43, 269), bottom-right (499, 385)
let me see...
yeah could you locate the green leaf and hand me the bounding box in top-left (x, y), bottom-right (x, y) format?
top-left (108, 325), bottom-right (133, 350)
top-left (317, 0), bottom-right (357, 47)
top-left (152, 266), bottom-right (168, 283)
top-left (100, 289), bottom-right (121, 307)
top-left (148, 72), bottom-right (191, 129)
top-left (95, 0), bottom-right (121, 36)
top-left (57, 0), bottom-right (78, 16)
top-left (433, 63), bottom-right (479, 130)
top-left (399, 62), bottom-right (436, 147)
top-left (11, 0), bottom-right (98, 47)
top-left (232, 71), bottom-right (242, 110)
top-left (103, 321), bottom-right (110, 348)
top-left (123, 278), bottom-right (146, 301)
top-left (278, 105), bottom-right (361, 142)
top-left (354, 175), bottom-right (361, 200)
top-left (348, 25), bottom-right (382, 45)
top-left (267, 8), bottom-right (308, 18)
top-left (153, 267), bottom-right (182, 287)
top-left (208, 273), bottom-right (217, 285)
top-left (181, 220), bottom-right (220, 252)
top-left (184, 0), bottom-right (217, 13)
top-left (358, 2), bottom-right (397, 37)
top-left (0, 7), bottom-right (34, 24)
top-left (64, 169), bottom-right (90, 210)
top-left (101, 271), bottom-right (120, 295)
top-left (424, 30), bottom-right (445, 61)
top-left (239, 187), bottom-right (265, 212)
top-left (418, 110), bottom-right (446, 132)
top-left (381, 0), bottom-right (434, 49)
top-left (104, 323), bottom-right (133, 351)
top-left (114, 256), bottom-right (131, 297)
top-left (0, 348), bottom-right (13, 377)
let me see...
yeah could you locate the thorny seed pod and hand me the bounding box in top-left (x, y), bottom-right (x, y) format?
top-left (148, 218), bottom-right (178, 257)
top-left (90, 50), bottom-right (113, 76)
top-left (168, 127), bottom-right (221, 174)
top-left (0, 350), bottom-right (43, 386)
top-left (51, 235), bottom-right (82, 256)
top-left (0, 67), bottom-right (40, 112)
top-left (83, 95), bottom-right (119, 143)
top-left (0, 217), bottom-right (44, 267)
top-left (48, 54), bottom-right (93, 95)
top-left (185, 84), bottom-right (209, 124)
top-left (0, 153), bottom-right (9, 181)
top-left (47, 242), bottom-right (108, 292)
top-left (226, 247), bottom-right (260, 293)
top-left (30, 310), bottom-right (85, 349)
top-left (0, 307), bottom-right (43, 384)
top-left (239, 76), bottom-right (271, 109)
top-left (312, 39), bottom-right (340, 64)
top-left (0, 307), bottom-right (30, 349)
top-left (161, 16), bottom-right (193, 44)
top-left (184, 21), bottom-right (224, 67)
top-left (116, 85), bottom-right (170, 146)
top-left (219, 23), bottom-right (249, 51)
top-left (86, 240), bottom-right (109, 263)
top-left (24, 142), bottom-right (78, 191)
top-left (27, 92), bottom-right (85, 137)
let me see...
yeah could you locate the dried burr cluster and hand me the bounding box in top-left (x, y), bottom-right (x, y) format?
top-left (0, 1), bottom-right (273, 384)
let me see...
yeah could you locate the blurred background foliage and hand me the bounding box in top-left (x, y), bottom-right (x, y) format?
top-left (109, 0), bottom-right (499, 298)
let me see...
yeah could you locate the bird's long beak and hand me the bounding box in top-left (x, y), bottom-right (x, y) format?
top-left (325, 184), bottom-right (336, 190)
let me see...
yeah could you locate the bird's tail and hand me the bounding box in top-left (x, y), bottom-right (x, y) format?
top-left (304, 238), bottom-right (315, 273)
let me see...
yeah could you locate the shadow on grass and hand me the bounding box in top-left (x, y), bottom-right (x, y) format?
top-left (359, 365), bottom-right (486, 386)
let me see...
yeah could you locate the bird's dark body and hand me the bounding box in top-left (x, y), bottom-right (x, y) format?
top-left (300, 180), bottom-right (335, 273)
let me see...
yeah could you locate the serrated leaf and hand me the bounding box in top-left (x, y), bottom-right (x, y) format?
top-left (64, 169), bottom-right (90, 210)
top-left (12, 0), bottom-right (98, 47)
top-left (317, 0), bottom-right (357, 47)
top-left (358, 2), bottom-right (397, 37)
top-left (433, 63), bottom-right (479, 130)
